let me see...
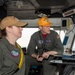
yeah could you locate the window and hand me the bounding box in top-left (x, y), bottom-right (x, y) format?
top-left (17, 28), bottom-right (65, 48)
top-left (17, 28), bottom-right (38, 48)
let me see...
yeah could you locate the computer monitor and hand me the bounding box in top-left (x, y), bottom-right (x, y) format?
top-left (61, 18), bottom-right (70, 30)
top-left (63, 36), bottom-right (69, 45)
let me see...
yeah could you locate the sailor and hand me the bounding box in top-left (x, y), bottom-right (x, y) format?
top-left (25, 16), bottom-right (64, 75)
top-left (0, 16), bottom-right (27, 75)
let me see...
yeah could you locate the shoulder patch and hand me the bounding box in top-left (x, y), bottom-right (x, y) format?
top-left (57, 35), bottom-right (60, 39)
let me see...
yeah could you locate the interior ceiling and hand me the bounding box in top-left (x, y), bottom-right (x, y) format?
top-left (0, 0), bottom-right (75, 19)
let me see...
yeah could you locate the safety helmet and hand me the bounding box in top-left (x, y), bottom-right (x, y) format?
top-left (38, 17), bottom-right (52, 26)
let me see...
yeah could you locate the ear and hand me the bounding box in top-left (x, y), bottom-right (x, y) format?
top-left (6, 26), bottom-right (11, 33)
top-left (39, 26), bottom-right (42, 29)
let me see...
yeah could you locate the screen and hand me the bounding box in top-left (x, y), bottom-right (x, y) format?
top-left (62, 20), bottom-right (67, 27)
top-left (63, 36), bottom-right (69, 45)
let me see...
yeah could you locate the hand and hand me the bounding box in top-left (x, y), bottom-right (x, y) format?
top-left (42, 52), bottom-right (50, 59)
top-left (36, 55), bottom-right (44, 61)
top-left (42, 51), bottom-right (58, 59)
top-left (49, 51), bottom-right (58, 55)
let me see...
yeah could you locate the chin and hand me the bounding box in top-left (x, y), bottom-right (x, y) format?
top-left (18, 35), bottom-right (22, 38)
top-left (47, 31), bottom-right (50, 34)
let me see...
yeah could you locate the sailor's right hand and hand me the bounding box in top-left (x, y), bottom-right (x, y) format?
top-left (36, 55), bottom-right (43, 61)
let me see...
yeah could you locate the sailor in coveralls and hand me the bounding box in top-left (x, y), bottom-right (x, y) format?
top-left (0, 16), bottom-right (27, 75)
